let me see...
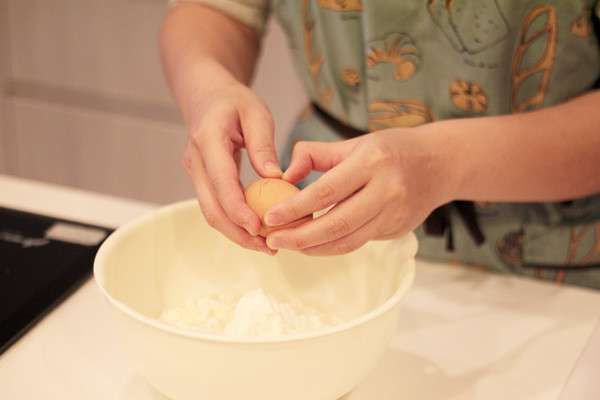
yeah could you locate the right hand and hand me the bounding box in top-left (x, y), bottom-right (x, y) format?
top-left (181, 82), bottom-right (281, 254)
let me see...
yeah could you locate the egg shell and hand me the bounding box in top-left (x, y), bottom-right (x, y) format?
top-left (244, 178), bottom-right (312, 237)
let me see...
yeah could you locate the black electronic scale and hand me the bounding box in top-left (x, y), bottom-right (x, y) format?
top-left (0, 207), bottom-right (112, 355)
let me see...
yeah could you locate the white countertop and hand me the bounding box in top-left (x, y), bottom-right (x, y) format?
top-left (1, 174), bottom-right (599, 400)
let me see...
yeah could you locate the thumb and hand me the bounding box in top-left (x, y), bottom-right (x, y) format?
top-left (240, 104), bottom-right (282, 178)
top-left (283, 139), bottom-right (357, 184)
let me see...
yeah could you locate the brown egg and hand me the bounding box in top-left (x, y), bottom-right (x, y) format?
top-left (244, 178), bottom-right (311, 237)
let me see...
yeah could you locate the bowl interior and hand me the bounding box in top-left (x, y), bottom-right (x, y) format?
top-left (95, 201), bottom-right (417, 332)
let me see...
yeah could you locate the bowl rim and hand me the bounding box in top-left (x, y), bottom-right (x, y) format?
top-left (93, 200), bottom-right (417, 345)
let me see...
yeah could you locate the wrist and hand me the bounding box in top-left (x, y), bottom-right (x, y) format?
top-left (417, 120), bottom-right (469, 204)
top-left (175, 59), bottom-right (241, 122)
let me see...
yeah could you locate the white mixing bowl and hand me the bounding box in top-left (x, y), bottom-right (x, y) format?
top-left (94, 200), bottom-right (417, 400)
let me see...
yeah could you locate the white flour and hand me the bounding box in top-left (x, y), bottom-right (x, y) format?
top-left (160, 289), bottom-right (338, 338)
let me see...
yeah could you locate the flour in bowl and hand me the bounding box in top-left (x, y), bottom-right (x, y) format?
top-left (159, 289), bottom-right (339, 338)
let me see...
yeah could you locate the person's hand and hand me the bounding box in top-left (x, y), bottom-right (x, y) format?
top-left (262, 128), bottom-right (457, 255)
top-left (181, 82), bottom-right (281, 254)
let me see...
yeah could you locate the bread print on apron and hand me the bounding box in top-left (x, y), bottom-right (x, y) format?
top-left (340, 68), bottom-right (361, 88)
top-left (511, 4), bottom-right (558, 113)
top-left (497, 231), bottom-right (524, 270)
top-left (428, 0), bottom-right (509, 67)
top-left (567, 224), bottom-right (600, 265)
top-left (302, 0), bottom-right (334, 107)
top-left (318, 0), bottom-right (362, 12)
top-left (570, 7), bottom-right (593, 38)
top-left (366, 33), bottom-right (421, 81)
top-left (450, 80), bottom-right (488, 113)
top-left (368, 100), bottom-right (433, 130)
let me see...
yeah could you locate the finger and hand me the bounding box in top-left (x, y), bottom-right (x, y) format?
top-left (240, 103), bottom-right (282, 178)
top-left (375, 232), bottom-right (404, 241)
top-left (266, 180), bottom-right (385, 250)
top-left (187, 142), bottom-right (274, 254)
top-left (194, 120), bottom-right (261, 237)
top-left (301, 211), bottom-right (400, 256)
top-left (283, 140), bottom-right (357, 184)
top-left (264, 151), bottom-right (370, 227)
top-left (233, 148), bottom-right (242, 169)
top-left (181, 144), bottom-right (193, 174)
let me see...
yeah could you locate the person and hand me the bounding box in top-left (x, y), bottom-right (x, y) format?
top-left (160, 0), bottom-right (600, 289)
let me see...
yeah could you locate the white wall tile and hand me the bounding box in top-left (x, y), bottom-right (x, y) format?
top-left (11, 98), bottom-right (194, 204)
top-left (5, 0), bottom-right (307, 201)
top-left (8, 0), bottom-right (174, 105)
top-left (7, 0), bottom-right (306, 133)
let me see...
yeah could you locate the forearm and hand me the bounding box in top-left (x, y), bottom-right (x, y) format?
top-left (159, 3), bottom-right (260, 123)
top-left (437, 90), bottom-right (600, 202)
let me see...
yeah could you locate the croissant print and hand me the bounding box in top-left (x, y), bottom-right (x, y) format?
top-left (368, 100), bottom-right (433, 131)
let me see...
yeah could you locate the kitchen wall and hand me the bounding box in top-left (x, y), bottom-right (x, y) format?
top-left (0, 0), bottom-right (11, 173)
top-left (0, 0), bottom-right (306, 204)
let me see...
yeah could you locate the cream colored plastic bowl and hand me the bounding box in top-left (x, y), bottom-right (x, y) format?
top-left (94, 200), bottom-right (417, 400)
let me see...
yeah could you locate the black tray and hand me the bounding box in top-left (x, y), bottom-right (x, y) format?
top-left (0, 207), bottom-right (112, 355)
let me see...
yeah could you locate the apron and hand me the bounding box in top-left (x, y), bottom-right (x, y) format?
top-left (271, 0), bottom-right (600, 289)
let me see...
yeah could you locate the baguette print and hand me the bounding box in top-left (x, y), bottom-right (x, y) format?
top-left (450, 80), bottom-right (488, 113)
top-left (570, 8), bottom-right (593, 38)
top-left (368, 100), bottom-right (433, 131)
top-left (367, 33), bottom-right (420, 81)
top-left (318, 0), bottom-right (362, 11)
top-left (511, 5), bottom-right (558, 113)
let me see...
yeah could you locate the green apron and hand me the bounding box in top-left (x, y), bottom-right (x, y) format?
top-left (271, 0), bottom-right (600, 290)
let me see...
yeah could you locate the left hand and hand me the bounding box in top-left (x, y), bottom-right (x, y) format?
top-left (263, 128), bottom-right (458, 255)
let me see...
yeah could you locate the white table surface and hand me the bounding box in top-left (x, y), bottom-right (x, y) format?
top-left (1, 174), bottom-right (599, 400)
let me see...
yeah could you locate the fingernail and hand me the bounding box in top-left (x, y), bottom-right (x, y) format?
top-left (245, 223), bottom-right (258, 237)
top-left (264, 212), bottom-right (281, 226)
top-left (264, 161), bottom-right (282, 176)
top-left (266, 236), bottom-right (280, 250)
top-left (281, 171), bottom-right (293, 182)
top-left (258, 244), bottom-right (277, 256)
